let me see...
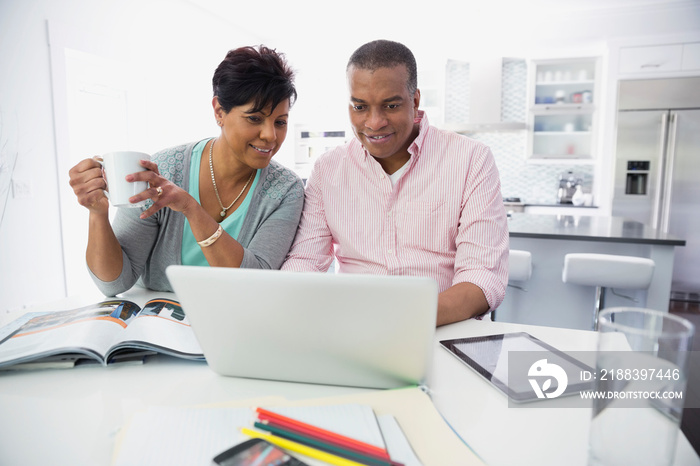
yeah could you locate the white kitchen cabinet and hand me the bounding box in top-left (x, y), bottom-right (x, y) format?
top-left (682, 42), bottom-right (700, 70)
top-left (619, 44), bottom-right (683, 73)
top-left (527, 57), bottom-right (600, 160)
top-left (618, 42), bottom-right (700, 74)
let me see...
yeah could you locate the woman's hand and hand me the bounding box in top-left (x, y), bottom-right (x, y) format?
top-left (68, 157), bottom-right (109, 215)
top-left (126, 159), bottom-right (196, 219)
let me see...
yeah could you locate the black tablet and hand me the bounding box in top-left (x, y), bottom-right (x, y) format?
top-left (440, 332), bottom-right (594, 403)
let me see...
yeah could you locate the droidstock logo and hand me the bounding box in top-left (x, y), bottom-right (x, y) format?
top-left (528, 359), bottom-right (568, 399)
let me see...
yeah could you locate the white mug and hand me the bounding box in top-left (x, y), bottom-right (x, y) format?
top-left (94, 151), bottom-right (150, 208)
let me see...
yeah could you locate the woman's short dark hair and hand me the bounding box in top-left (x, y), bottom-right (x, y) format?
top-left (213, 45), bottom-right (296, 114)
top-left (347, 40), bottom-right (418, 95)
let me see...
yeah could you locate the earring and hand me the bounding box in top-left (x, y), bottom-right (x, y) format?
top-left (217, 120), bottom-right (223, 126)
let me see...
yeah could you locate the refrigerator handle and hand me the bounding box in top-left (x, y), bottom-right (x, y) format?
top-left (660, 112), bottom-right (678, 233)
top-left (651, 113), bottom-right (668, 230)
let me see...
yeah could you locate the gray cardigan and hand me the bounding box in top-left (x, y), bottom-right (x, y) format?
top-left (90, 141), bottom-right (304, 296)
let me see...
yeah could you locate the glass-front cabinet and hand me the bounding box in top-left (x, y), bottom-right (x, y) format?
top-left (527, 57), bottom-right (600, 160)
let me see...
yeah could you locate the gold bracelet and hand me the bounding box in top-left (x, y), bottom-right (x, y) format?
top-left (197, 224), bottom-right (223, 248)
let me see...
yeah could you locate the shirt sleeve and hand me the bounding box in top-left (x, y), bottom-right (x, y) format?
top-left (452, 144), bottom-right (509, 311)
top-left (281, 159), bottom-right (336, 272)
top-left (88, 206), bottom-right (160, 296)
top-left (239, 177), bottom-right (305, 270)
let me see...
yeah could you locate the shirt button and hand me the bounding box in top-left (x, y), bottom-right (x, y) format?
top-left (387, 211), bottom-right (392, 217)
top-left (388, 249), bottom-right (393, 254)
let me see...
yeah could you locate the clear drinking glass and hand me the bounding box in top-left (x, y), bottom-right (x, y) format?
top-left (588, 307), bottom-right (695, 466)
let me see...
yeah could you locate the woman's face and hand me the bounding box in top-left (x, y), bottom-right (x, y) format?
top-left (216, 98), bottom-right (290, 170)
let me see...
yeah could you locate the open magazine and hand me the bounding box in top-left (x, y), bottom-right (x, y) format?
top-left (0, 298), bottom-right (203, 369)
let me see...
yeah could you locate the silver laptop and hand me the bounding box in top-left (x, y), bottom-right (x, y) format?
top-left (166, 266), bottom-right (438, 389)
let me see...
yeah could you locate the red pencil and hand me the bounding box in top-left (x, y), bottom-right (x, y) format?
top-left (257, 415), bottom-right (394, 463)
top-left (255, 407), bottom-right (391, 461)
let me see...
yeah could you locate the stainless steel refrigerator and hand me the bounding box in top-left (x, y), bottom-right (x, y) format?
top-left (612, 77), bottom-right (700, 301)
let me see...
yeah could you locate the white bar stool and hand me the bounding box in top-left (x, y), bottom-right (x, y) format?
top-left (493, 250), bottom-right (532, 321)
top-left (562, 253), bottom-right (655, 330)
top-left (509, 250), bottom-right (533, 285)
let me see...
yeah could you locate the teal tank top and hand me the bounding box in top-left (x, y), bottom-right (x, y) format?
top-left (181, 138), bottom-right (259, 266)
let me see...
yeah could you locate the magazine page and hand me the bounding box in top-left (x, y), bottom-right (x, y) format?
top-left (0, 300), bottom-right (142, 367)
top-left (108, 298), bottom-right (203, 360)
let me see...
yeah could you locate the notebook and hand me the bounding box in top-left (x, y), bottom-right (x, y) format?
top-left (165, 266), bottom-right (438, 389)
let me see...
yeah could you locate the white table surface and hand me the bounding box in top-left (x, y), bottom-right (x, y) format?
top-left (0, 289), bottom-right (698, 466)
top-left (432, 320), bottom-right (698, 466)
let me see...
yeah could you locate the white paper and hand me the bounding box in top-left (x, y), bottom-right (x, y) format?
top-left (113, 406), bottom-right (250, 466)
top-left (377, 414), bottom-right (423, 466)
top-left (113, 403), bottom-right (421, 466)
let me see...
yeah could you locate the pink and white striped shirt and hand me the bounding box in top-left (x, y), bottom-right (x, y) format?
top-left (282, 112), bottom-right (509, 310)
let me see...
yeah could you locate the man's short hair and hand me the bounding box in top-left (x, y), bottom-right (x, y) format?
top-left (347, 40), bottom-right (418, 95)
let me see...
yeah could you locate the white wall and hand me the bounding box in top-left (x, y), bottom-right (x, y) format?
top-left (0, 0), bottom-right (263, 312)
top-left (205, 0), bottom-right (700, 128)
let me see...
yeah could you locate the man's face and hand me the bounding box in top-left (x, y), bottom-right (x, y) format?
top-left (347, 64), bottom-right (420, 164)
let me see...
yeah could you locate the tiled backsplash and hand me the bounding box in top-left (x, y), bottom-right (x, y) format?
top-left (445, 59), bottom-right (594, 204)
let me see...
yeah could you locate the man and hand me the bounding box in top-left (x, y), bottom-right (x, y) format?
top-left (282, 40), bottom-right (509, 326)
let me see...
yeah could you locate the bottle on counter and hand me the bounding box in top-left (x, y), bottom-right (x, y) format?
top-left (572, 185), bottom-right (585, 206)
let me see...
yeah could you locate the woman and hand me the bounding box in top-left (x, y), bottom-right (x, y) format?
top-left (68, 45), bottom-right (303, 296)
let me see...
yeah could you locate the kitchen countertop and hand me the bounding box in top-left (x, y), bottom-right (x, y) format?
top-left (522, 203), bottom-right (598, 208)
top-left (503, 198), bottom-right (598, 209)
top-left (508, 213), bottom-right (686, 246)
top-left (501, 213), bottom-right (686, 330)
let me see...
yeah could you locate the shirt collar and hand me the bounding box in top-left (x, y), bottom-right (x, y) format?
top-left (409, 110), bottom-right (429, 158)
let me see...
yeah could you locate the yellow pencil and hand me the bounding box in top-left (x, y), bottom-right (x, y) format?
top-left (240, 426), bottom-right (366, 466)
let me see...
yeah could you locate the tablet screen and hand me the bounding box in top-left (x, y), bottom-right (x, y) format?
top-left (440, 332), bottom-right (593, 402)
